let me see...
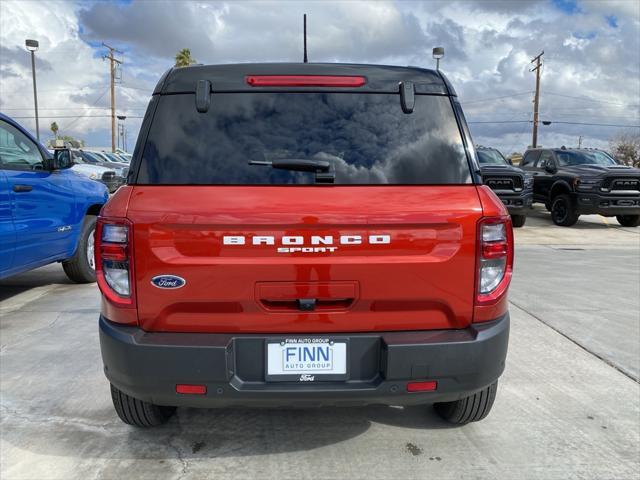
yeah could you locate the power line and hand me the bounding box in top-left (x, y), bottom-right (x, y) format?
top-left (547, 121), bottom-right (640, 127)
top-left (1, 106), bottom-right (144, 111)
top-left (539, 106), bottom-right (639, 113)
top-left (120, 85), bottom-right (153, 92)
top-left (22, 87), bottom-right (98, 93)
top-left (503, 112), bottom-right (533, 154)
top-left (468, 119), bottom-right (639, 127)
top-left (544, 91), bottom-right (640, 107)
top-left (60, 87), bottom-right (110, 131)
top-left (468, 120), bottom-right (530, 124)
top-left (540, 113), bottom-right (640, 120)
top-left (2, 107), bottom-right (109, 111)
top-left (461, 91), bottom-right (534, 105)
top-left (12, 114), bottom-right (143, 119)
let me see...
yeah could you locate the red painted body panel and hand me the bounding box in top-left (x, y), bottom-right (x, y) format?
top-left (110, 185), bottom-right (485, 333)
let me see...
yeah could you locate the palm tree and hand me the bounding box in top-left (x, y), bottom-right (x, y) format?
top-left (50, 121), bottom-right (59, 139)
top-left (175, 48), bottom-right (196, 68)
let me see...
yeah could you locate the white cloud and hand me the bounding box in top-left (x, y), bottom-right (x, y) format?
top-left (1, 0), bottom-right (638, 154)
top-left (0, 0), bottom-right (148, 146)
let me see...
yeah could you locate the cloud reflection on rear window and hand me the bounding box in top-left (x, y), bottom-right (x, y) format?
top-left (138, 93), bottom-right (472, 185)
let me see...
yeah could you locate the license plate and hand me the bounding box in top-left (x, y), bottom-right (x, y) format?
top-left (266, 338), bottom-right (348, 382)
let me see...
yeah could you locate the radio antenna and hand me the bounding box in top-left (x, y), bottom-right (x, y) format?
top-left (303, 14), bottom-right (308, 63)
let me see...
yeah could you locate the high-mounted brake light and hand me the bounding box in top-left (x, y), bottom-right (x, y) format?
top-left (246, 75), bottom-right (366, 87)
top-left (95, 218), bottom-right (136, 308)
top-left (476, 216), bottom-right (513, 305)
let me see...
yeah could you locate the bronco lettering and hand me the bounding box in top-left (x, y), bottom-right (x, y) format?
top-left (223, 234), bottom-right (391, 246)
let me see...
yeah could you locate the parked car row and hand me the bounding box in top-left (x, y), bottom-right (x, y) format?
top-left (0, 112), bottom-right (108, 281)
top-left (71, 149), bottom-right (129, 192)
top-left (43, 146), bottom-right (131, 193)
top-left (477, 146), bottom-right (640, 227)
top-left (476, 146), bottom-right (533, 227)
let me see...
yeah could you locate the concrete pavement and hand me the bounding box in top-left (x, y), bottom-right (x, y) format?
top-left (514, 205), bottom-right (640, 245)
top-left (511, 245), bottom-right (640, 381)
top-left (1, 214), bottom-right (639, 479)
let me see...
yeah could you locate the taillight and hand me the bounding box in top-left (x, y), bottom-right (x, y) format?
top-left (245, 75), bottom-right (367, 87)
top-left (95, 217), bottom-right (136, 308)
top-left (476, 216), bottom-right (513, 305)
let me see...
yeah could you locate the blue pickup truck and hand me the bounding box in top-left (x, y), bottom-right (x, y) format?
top-left (0, 113), bottom-right (109, 282)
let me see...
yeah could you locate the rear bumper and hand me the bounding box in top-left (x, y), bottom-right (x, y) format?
top-left (574, 192), bottom-right (640, 216)
top-left (99, 313), bottom-right (509, 408)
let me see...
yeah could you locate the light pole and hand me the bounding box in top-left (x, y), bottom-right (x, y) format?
top-left (25, 39), bottom-right (40, 141)
top-left (117, 115), bottom-right (127, 152)
top-left (432, 47), bottom-right (444, 70)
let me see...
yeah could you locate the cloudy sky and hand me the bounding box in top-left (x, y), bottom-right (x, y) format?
top-left (1, 0), bottom-right (638, 154)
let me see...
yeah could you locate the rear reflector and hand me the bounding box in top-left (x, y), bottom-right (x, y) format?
top-left (176, 384), bottom-right (207, 395)
top-left (246, 75), bottom-right (366, 87)
top-left (406, 381), bottom-right (438, 392)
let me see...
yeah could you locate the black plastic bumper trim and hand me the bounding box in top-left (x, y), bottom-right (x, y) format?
top-left (99, 313), bottom-right (509, 408)
top-left (574, 192), bottom-right (640, 215)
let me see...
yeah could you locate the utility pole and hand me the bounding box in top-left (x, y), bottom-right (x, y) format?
top-left (103, 43), bottom-right (122, 153)
top-left (530, 51), bottom-right (544, 148)
top-left (578, 135), bottom-right (583, 148)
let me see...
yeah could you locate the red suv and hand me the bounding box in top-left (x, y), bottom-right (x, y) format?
top-left (97, 63), bottom-right (513, 427)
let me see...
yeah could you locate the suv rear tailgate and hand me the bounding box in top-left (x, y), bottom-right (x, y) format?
top-left (128, 185), bottom-right (481, 333)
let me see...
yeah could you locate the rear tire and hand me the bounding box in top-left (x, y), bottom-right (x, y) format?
top-left (511, 214), bottom-right (526, 228)
top-left (62, 215), bottom-right (97, 283)
top-left (434, 381), bottom-right (498, 425)
top-left (616, 215), bottom-right (640, 227)
top-left (551, 194), bottom-right (579, 227)
top-left (110, 384), bottom-right (176, 427)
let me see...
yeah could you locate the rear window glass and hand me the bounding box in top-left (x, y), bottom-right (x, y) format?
top-left (137, 93), bottom-right (472, 185)
top-left (521, 151), bottom-right (539, 167)
top-left (555, 150), bottom-right (617, 167)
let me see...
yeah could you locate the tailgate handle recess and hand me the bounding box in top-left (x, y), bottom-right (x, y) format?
top-left (256, 281), bottom-right (358, 312)
top-left (297, 298), bottom-right (316, 311)
top-left (260, 297), bottom-right (354, 312)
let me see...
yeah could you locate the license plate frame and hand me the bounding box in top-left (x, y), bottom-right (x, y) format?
top-left (265, 337), bottom-right (350, 382)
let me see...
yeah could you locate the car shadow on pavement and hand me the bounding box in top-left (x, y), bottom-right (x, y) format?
top-left (1, 404), bottom-right (455, 462)
top-left (0, 265), bottom-right (73, 302)
top-left (526, 209), bottom-right (626, 230)
top-left (119, 405), bottom-right (455, 459)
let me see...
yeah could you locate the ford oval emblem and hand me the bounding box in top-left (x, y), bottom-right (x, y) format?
top-left (151, 275), bottom-right (186, 289)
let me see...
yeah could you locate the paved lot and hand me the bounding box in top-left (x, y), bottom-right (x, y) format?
top-left (514, 205), bottom-right (640, 245)
top-left (513, 206), bottom-right (640, 381)
top-left (1, 210), bottom-right (639, 479)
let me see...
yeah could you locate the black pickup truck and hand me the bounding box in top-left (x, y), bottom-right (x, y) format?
top-left (476, 147), bottom-right (533, 227)
top-left (521, 147), bottom-right (640, 227)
